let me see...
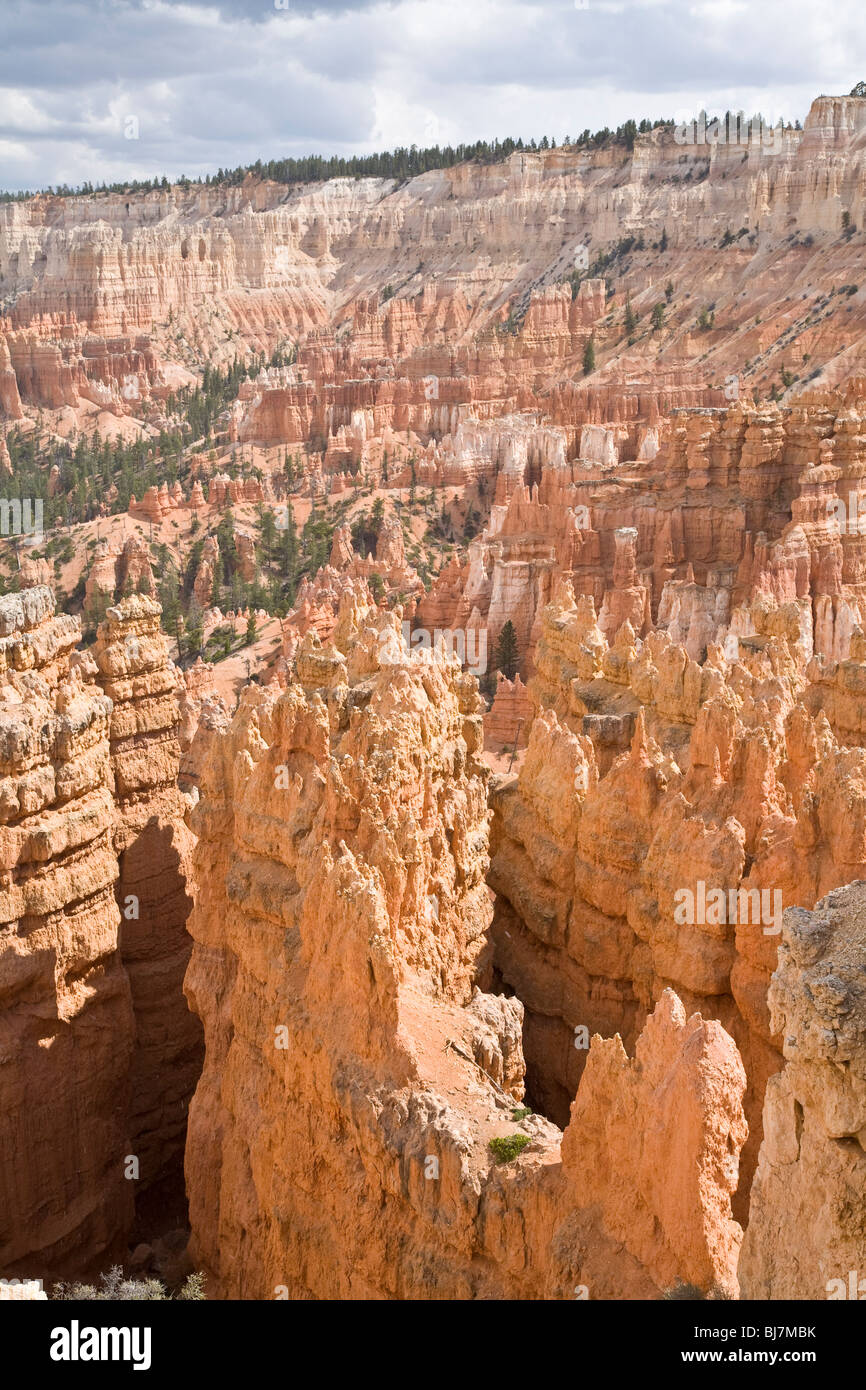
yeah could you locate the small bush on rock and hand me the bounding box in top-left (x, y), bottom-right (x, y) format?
top-left (489, 1134), bottom-right (532, 1163)
top-left (52, 1266), bottom-right (206, 1301)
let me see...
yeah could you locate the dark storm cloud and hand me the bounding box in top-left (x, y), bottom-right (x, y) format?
top-left (0, 0), bottom-right (863, 192)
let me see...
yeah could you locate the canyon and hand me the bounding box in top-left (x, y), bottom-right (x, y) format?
top-left (1, 91), bottom-right (865, 1301)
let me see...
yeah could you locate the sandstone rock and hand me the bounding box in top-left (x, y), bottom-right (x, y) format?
top-left (0, 587), bottom-right (135, 1278)
top-left (739, 883), bottom-right (866, 1298)
top-left (184, 601), bottom-right (745, 1298)
top-left (0, 1280), bottom-right (47, 1300)
top-left (490, 574), bottom-right (866, 1219)
top-left (93, 596), bottom-right (202, 1195)
top-left (484, 673), bottom-right (533, 753)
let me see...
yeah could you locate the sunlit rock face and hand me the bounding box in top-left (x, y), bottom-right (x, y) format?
top-left (488, 570), bottom-right (866, 1224)
top-left (0, 587), bottom-right (134, 1277)
top-left (739, 882), bottom-right (866, 1300)
top-left (0, 587), bottom-right (201, 1282)
top-left (183, 601), bottom-right (746, 1299)
top-left (4, 94), bottom-right (866, 422)
top-left (92, 596), bottom-right (202, 1196)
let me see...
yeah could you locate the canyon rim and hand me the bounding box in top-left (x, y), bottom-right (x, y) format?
top-left (0, 0), bottom-right (865, 1344)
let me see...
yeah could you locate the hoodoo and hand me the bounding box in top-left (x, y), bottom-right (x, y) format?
top-left (1, 54), bottom-right (865, 1319)
top-left (0, 589), bottom-right (199, 1278)
top-left (182, 598), bottom-right (747, 1298)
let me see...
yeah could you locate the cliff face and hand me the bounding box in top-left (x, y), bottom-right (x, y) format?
top-left (3, 95), bottom-right (866, 420)
top-left (92, 596), bottom-right (202, 1195)
top-left (0, 588), bottom-right (134, 1275)
top-left (739, 882), bottom-right (866, 1298)
top-left (3, 93), bottom-right (866, 1303)
top-left (419, 393), bottom-right (866, 677)
top-left (184, 593), bottom-right (746, 1298)
top-left (0, 587), bottom-right (200, 1282)
top-left (488, 575), bottom-right (866, 1220)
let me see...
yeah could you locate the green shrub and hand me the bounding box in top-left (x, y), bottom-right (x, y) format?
top-left (489, 1133), bottom-right (532, 1163)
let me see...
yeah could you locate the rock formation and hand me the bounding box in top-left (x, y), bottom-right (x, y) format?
top-left (183, 595), bottom-right (747, 1298)
top-left (0, 586), bottom-right (200, 1283)
top-left (84, 536), bottom-right (155, 622)
top-left (0, 588), bottom-right (134, 1276)
top-left (3, 96), bottom-right (866, 428)
top-left (3, 90), bottom-right (866, 1304)
top-left (739, 882), bottom-right (866, 1298)
top-left (484, 674), bottom-right (533, 754)
top-left (488, 574), bottom-right (866, 1218)
top-left (92, 597), bottom-right (202, 1195)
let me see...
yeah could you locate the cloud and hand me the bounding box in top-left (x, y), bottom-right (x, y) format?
top-left (0, 0), bottom-right (863, 191)
top-left (162, 0), bottom-right (383, 15)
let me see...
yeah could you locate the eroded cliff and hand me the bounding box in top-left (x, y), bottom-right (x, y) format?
top-left (93, 596), bottom-right (202, 1197)
top-left (0, 587), bottom-right (133, 1275)
top-left (183, 592), bottom-right (746, 1298)
top-left (3, 94), bottom-right (866, 428)
top-left (0, 587), bottom-right (199, 1281)
top-left (740, 882), bottom-right (866, 1298)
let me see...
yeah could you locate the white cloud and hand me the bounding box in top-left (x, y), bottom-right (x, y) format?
top-left (0, 0), bottom-right (863, 190)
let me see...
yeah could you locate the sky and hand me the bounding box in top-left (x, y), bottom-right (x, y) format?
top-left (1, 0), bottom-right (864, 192)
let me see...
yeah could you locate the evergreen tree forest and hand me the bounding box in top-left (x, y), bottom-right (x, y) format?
top-left (1, 121), bottom-right (676, 202)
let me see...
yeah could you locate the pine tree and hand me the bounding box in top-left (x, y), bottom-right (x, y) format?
top-left (260, 508), bottom-right (276, 563)
top-left (583, 335), bottom-right (596, 375)
top-left (494, 620), bottom-right (519, 680)
top-left (282, 498), bottom-right (299, 589)
top-left (185, 599), bottom-right (204, 659)
top-left (624, 295), bottom-right (637, 336)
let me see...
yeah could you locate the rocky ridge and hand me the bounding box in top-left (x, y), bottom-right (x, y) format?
top-left (0, 588), bottom-right (197, 1279)
top-left (3, 95), bottom-right (866, 430)
top-left (183, 591), bottom-right (747, 1297)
